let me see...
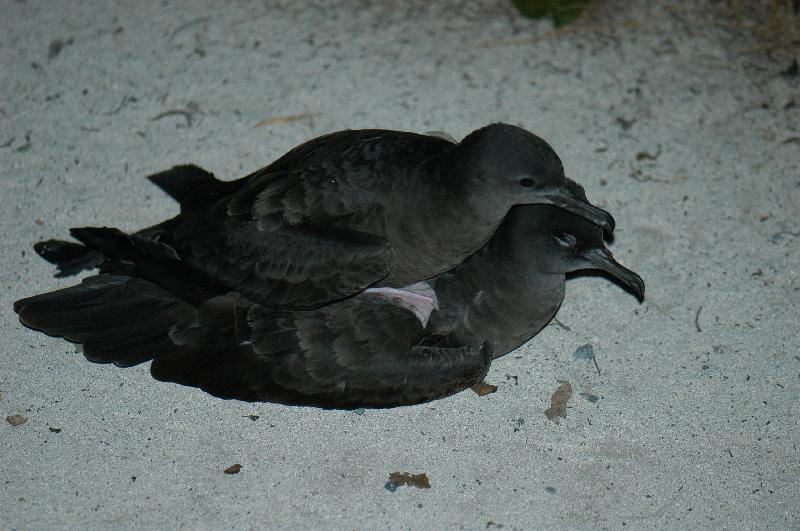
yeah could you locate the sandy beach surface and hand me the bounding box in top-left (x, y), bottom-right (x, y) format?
top-left (2, 1), bottom-right (798, 528)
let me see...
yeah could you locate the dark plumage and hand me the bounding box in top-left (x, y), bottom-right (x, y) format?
top-left (14, 205), bottom-right (643, 409)
top-left (34, 124), bottom-right (615, 310)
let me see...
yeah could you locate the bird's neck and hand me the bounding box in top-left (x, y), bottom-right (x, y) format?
top-left (431, 252), bottom-right (566, 358)
top-left (385, 169), bottom-right (506, 286)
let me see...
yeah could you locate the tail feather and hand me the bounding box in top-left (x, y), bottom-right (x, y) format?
top-left (30, 165), bottom-right (232, 276)
top-left (33, 239), bottom-right (103, 277)
top-left (68, 226), bottom-right (225, 306)
top-left (147, 165), bottom-right (235, 210)
top-left (68, 227), bottom-right (178, 263)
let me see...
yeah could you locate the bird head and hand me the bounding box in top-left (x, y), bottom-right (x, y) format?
top-left (450, 123), bottom-right (615, 234)
top-left (507, 205), bottom-right (644, 300)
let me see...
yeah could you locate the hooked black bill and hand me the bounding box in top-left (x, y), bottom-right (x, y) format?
top-left (543, 190), bottom-right (616, 234)
top-left (582, 247), bottom-right (644, 300)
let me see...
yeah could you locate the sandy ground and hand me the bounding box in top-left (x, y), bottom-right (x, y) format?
top-left (2, 1), bottom-right (799, 529)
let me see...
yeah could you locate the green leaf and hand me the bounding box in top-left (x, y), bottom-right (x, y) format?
top-left (511, 0), bottom-right (590, 28)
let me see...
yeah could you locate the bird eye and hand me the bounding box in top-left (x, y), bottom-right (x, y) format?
top-left (519, 178), bottom-right (535, 187)
top-left (554, 233), bottom-right (577, 248)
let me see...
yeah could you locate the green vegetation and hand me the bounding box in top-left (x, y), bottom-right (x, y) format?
top-left (511, 0), bottom-right (591, 27)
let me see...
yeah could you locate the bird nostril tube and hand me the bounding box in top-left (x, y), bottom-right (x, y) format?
top-left (519, 178), bottom-right (535, 187)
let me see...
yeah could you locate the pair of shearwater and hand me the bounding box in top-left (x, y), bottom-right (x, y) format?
top-left (14, 124), bottom-right (644, 409)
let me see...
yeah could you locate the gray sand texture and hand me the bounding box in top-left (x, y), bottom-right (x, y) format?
top-left (2, 1), bottom-right (798, 529)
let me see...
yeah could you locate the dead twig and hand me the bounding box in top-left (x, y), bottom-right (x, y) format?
top-left (150, 103), bottom-right (200, 128)
top-left (551, 317), bottom-right (572, 331)
top-left (104, 95), bottom-right (136, 116)
top-left (636, 145), bottom-right (662, 161)
top-left (254, 112), bottom-right (319, 128)
top-left (169, 17), bottom-right (209, 42)
top-left (151, 110), bottom-right (193, 127)
top-left (695, 305), bottom-right (703, 333)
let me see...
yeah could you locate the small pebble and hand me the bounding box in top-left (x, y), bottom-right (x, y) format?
top-left (224, 464), bottom-right (242, 474)
top-left (572, 344), bottom-right (594, 361)
top-left (471, 382), bottom-right (498, 396)
top-left (6, 414), bottom-right (27, 426)
top-left (579, 392), bottom-right (599, 403)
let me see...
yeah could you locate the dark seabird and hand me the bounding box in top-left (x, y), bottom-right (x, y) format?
top-left (34, 123), bottom-right (615, 310)
top-left (14, 205), bottom-right (643, 409)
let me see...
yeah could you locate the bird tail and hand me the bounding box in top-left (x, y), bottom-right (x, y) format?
top-left (68, 226), bottom-right (224, 306)
top-left (17, 224), bottom-right (237, 370)
top-left (33, 239), bottom-right (103, 277)
top-left (30, 165), bottom-right (231, 278)
top-left (147, 164), bottom-right (236, 211)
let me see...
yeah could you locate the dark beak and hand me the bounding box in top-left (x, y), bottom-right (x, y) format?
top-left (543, 191), bottom-right (616, 234)
top-left (582, 247), bottom-right (645, 300)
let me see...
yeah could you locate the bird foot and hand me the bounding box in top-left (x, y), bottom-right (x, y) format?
top-left (363, 282), bottom-right (439, 329)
